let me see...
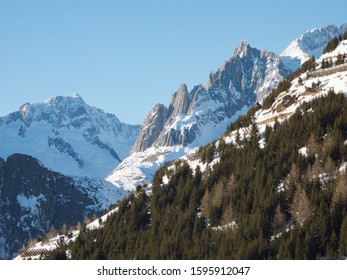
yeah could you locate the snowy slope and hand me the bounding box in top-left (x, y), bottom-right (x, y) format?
top-left (106, 105), bottom-right (249, 192)
top-left (280, 24), bottom-right (346, 71)
top-left (319, 39), bottom-right (347, 62)
top-left (0, 94), bottom-right (140, 178)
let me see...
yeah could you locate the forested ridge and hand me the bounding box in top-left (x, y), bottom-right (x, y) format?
top-left (47, 91), bottom-right (347, 260)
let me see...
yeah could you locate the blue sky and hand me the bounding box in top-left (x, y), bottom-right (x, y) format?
top-left (0, 0), bottom-right (346, 124)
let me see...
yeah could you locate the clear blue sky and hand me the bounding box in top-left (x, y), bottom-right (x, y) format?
top-left (0, 0), bottom-right (346, 124)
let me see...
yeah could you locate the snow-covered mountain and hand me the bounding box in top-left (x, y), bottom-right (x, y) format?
top-left (132, 41), bottom-right (290, 154)
top-left (20, 38), bottom-right (347, 260)
top-left (14, 25), bottom-right (347, 260)
top-left (0, 153), bottom-right (128, 259)
top-left (108, 41), bottom-right (290, 191)
top-left (0, 94), bottom-right (140, 178)
top-left (280, 24), bottom-right (347, 71)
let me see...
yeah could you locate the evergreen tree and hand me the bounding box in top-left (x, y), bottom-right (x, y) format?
top-left (339, 216), bottom-right (347, 258)
top-left (336, 53), bottom-right (345, 66)
top-left (272, 204), bottom-right (286, 234)
top-left (323, 36), bottom-right (339, 54)
top-left (290, 186), bottom-right (311, 226)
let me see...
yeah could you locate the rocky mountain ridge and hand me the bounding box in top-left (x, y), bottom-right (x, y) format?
top-left (131, 41), bottom-right (291, 154)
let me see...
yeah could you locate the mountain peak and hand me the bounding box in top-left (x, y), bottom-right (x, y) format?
top-left (233, 41), bottom-right (251, 58)
top-left (170, 83), bottom-right (190, 117)
top-left (177, 83), bottom-right (188, 95)
top-left (71, 92), bottom-right (82, 99)
top-left (44, 93), bottom-right (85, 107)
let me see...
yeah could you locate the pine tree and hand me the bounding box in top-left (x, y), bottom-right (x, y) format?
top-left (200, 190), bottom-right (211, 219)
top-left (336, 53), bottom-right (345, 66)
top-left (323, 156), bottom-right (336, 176)
top-left (307, 134), bottom-right (320, 157)
top-left (212, 180), bottom-right (224, 207)
top-left (322, 59), bottom-right (327, 69)
top-left (290, 186), bottom-right (311, 226)
top-left (272, 204), bottom-right (286, 234)
top-left (323, 36), bottom-right (339, 54)
top-left (332, 173), bottom-right (347, 205)
top-left (338, 216), bottom-right (347, 258)
top-left (326, 230), bottom-right (338, 259)
top-left (221, 203), bottom-right (236, 227)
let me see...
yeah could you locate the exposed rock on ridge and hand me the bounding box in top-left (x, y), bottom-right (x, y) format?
top-left (131, 41), bottom-right (290, 153)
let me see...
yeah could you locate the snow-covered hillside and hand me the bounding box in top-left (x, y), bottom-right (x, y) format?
top-left (229, 41), bottom-right (347, 144)
top-left (280, 24), bottom-right (346, 71)
top-left (14, 208), bottom-right (119, 260)
top-left (0, 94), bottom-right (140, 178)
top-left (319, 39), bottom-right (347, 62)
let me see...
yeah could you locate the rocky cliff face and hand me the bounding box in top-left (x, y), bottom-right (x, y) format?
top-left (0, 154), bottom-right (128, 259)
top-left (0, 94), bottom-right (140, 178)
top-left (131, 104), bottom-right (169, 153)
top-left (169, 83), bottom-right (191, 117)
top-left (131, 41), bottom-right (290, 153)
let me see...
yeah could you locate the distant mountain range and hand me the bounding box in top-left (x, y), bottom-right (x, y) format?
top-left (0, 93), bottom-right (140, 178)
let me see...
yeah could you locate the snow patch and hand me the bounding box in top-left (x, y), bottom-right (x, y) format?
top-left (17, 194), bottom-right (46, 212)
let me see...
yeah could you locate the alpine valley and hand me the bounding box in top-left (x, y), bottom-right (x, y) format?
top-left (2, 23), bottom-right (347, 260)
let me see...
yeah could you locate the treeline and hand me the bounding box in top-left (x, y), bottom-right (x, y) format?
top-left (323, 30), bottom-right (347, 54)
top-left (47, 91), bottom-right (347, 259)
top-left (261, 57), bottom-right (316, 110)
